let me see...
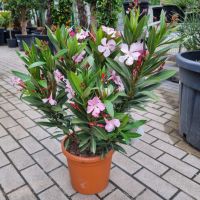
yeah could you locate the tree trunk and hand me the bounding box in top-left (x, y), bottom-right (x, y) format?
top-left (76, 0), bottom-right (88, 28)
top-left (90, 2), bottom-right (97, 28)
top-left (20, 9), bottom-right (28, 35)
top-left (46, 0), bottom-right (53, 27)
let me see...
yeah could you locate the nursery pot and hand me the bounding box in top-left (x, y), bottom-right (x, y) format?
top-left (163, 5), bottom-right (185, 23)
top-left (152, 6), bottom-right (163, 22)
top-left (7, 38), bottom-right (17, 48)
top-left (15, 34), bottom-right (33, 51)
top-left (61, 137), bottom-right (113, 194)
top-left (0, 28), bottom-right (5, 45)
top-left (176, 51), bottom-right (200, 150)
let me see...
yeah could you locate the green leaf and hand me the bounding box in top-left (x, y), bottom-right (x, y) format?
top-left (79, 137), bottom-right (90, 148)
top-left (90, 136), bottom-right (96, 154)
top-left (124, 120), bottom-right (146, 131)
top-left (104, 100), bottom-right (114, 117)
top-left (92, 127), bottom-right (108, 140)
top-left (54, 49), bottom-right (67, 60)
top-left (12, 71), bottom-right (30, 81)
top-left (29, 61), bottom-right (46, 69)
top-left (38, 80), bottom-right (47, 88)
top-left (124, 132), bottom-right (141, 139)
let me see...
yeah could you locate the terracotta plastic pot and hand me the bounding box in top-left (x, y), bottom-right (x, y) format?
top-left (61, 137), bottom-right (113, 194)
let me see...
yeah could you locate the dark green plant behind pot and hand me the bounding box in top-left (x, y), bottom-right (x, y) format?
top-left (15, 34), bottom-right (33, 51)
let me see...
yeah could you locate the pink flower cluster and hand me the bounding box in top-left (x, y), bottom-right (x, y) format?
top-left (54, 70), bottom-right (64, 82)
top-left (65, 79), bottom-right (75, 100)
top-left (87, 96), bottom-right (121, 132)
top-left (42, 93), bottom-right (57, 106)
top-left (109, 70), bottom-right (124, 91)
top-left (11, 77), bottom-right (24, 90)
top-left (72, 51), bottom-right (86, 63)
top-left (76, 29), bottom-right (89, 40)
top-left (102, 26), bottom-right (117, 38)
top-left (119, 42), bottom-right (143, 66)
top-left (98, 38), bottom-right (116, 57)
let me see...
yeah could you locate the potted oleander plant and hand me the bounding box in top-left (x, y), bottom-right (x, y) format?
top-left (12, 10), bottom-right (177, 194)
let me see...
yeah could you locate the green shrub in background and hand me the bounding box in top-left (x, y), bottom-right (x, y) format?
top-left (51, 0), bottom-right (72, 26)
top-left (151, 0), bottom-right (160, 5)
top-left (0, 10), bottom-right (11, 28)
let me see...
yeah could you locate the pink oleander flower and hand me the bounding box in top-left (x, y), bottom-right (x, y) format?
top-left (42, 93), bottom-right (57, 105)
top-left (65, 79), bottom-right (75, 100)
top-left (109, 70), bottom-right (124, 91)
top-left (102, 26), bottom-right (117, 38)
top-left (76, 29), bottom-right (89, 40)
top-left (119, 43), bottom-right (143, 66)
top-left (98, 38), bottom-right (116, 58)
top-left (54, 70), bottom-right (64, 82)
top-left (87, 96), bottom-right (105, 118)
top-left (11, 77), bottom-right (24, 90)
top-left (68, 27), bottom-right (76, 37)
top-left (72, 51), bottom-right (86, 63)
top-left (105, 118), bottom-right (120, 132)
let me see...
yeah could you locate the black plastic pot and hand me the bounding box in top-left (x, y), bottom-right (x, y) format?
top-left (7, 38), bottom-right (18, 48)
top-left (152, 6), bottom-right (163, 22)
top-left (15, 34), bottom-right (33, 51)
top-left (163, 5), bottom-right (185, 23)
top-left (0, 28), bottom-right (5, 45)
top-left (4, 30), bottom-right (9, 43)
top-left (176, 51), bottom-right (200, 150)
top-left (33, 34), bottom-right (55, 54)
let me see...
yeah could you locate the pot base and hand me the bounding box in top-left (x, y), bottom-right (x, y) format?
top-left (62, 137), bottom-right (113, 194)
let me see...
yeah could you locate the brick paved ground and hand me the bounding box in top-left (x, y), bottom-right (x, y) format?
top-left (0, 46), bottom-right (200, 200)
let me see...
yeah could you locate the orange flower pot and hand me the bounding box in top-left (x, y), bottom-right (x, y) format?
top-left (61, 137), bottom-right (113, 194)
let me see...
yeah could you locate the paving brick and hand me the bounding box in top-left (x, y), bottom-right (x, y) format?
top-left (153, 140), bottom-right (186, 159)
top-left (0, 97), bottom-right (7, 105)
top-left (8, 148), bottom-right (35, 170)
top-left (28, 126), bottom-right (50, 141)
top-left (173, 192), bottom-right (195, 200)
top-left (136, 189), bottom-right (162, 200)
top-left (166, 121), bottom-right (178, 129)
top-left (148, 129), bottom-right (179, 144)
top-left (98, 182), bottom-right (115, 198)
top-left (176, 141), bottom-right (200, 158)
top-left (146, 107), bottom-right (164, 116)
top-left (112, 152), bottom-right (141, 174)
top-left (0, 149), bottom-right (10, 167)
top-left (0, 109), bottom-right (8, 118)
top-left (39, 185), bottom-right (69, 200)
top-left (0, 116), bottom-right (17, 128)
top-left (183, 154), bottom-right (200, 169)
top-left (143, 124), bottom-right (153, 132)
top-left (119, 144), bottom-right (138, 157)
top-left (104, 189), bottom-right (130, 200)
top-left (21, 164), bottom-right (53, 193)
top-left (144, 113), bottom-right (168, 124)
top-left (56, 153), bottom-right (67, 166)
top-left (131, 152), bottom-right (168, 176)
top-left (0, 190), bottom-right (6, 200)
top-left (0, 164), bottom-right (25, 193)
top-left (140, 133), bottom-right (157, 144)
top-left (19, 136), bottom-right (43, 154)
top-left (15, 103), bottom-right (31, 111)
top-left (159, 107), bottom-right (177, 115)
top-left (33, 149), bottom-right (61, 172)
top-left (163, 170), bottom-right (200, 200)
top-left (157, 101), bottom-right (174, 109)
top-left (147, 102), bottom-right (161, 109)
top-left (194, 174), bottom-right (200, 184)
top-left (147, 120), bottom-right (173, 133)
top-left (24, 110), bottom-right (42, 120)
top-left (162, 113), bottom-right (179, 123)
top-left (49, 166), bottom-right (75, 196)
top-left (41, 137), bottom-right (61, 155)
top-left (8, 97), bottom-right (22, 104)
top-left (71, 193), bottom-right (99, 200)
top-left (8, 186), bottom-right (37, 200)
top-left (110, 167), bottom-right (145, 198)
top-left (0, 124), bottom-right (8, 137)
top-left (0, 102), bottom-right (15, 111)
top-left (134, 169), bottom-right (178, 199)
top-left (8, 109), bottom-right (25, 119)
top-left (8, 125), bottom-right (29, 140)
top-left (17, 117), bottom-right (36, 129)
top-left (0, 135), bottom-right (20, 152)
top-left (132, 140), bottom-right (163, 159)
top-left (159, 154), bottom-right (198, 178)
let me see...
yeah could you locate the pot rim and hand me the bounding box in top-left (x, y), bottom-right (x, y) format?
top-left (176, 51), bottom-right (200, 73)
top-left (61, 136), bottom-right (113, 163)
